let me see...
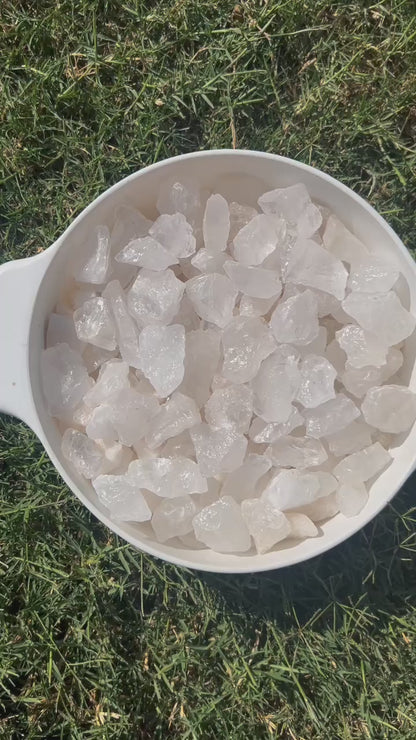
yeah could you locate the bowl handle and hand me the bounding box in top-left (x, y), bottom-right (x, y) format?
top-left (0, 245), bottom-right (59, 433)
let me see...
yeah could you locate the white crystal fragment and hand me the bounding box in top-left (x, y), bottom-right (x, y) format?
top-left (129, 457), bottom-right (207, 497)
top-left (47, 313), bottom-right (85, 353)
top-left (241, 498), bottom-right (290, 554)
top-left (341, 364), bottom-right (382, 398)
top-left (221, 454), bottom-right (271, 502)
top-left (361, 385), bottom-right (416, 433)
top-left (62, 428), bottom-right (105, 479)
top-left (98, 440), bottom-right (134, 475)
top-left (285, 512), bottom-right (318, 538)
top-left (333, 442), bottom-right (392, 484)
top-left (83, 345), bottom-right (118, 374)
top-left (223, 260), bottom-right (282, 299)
top-left (115, 236), bottom-right (178, 270)
top-left (190, 424), bottom-right (247, 477)
top-left (93, 473), bottom-right (151, 521)
top-left (139, 324), bottom-right (185, 397)
top-left (102, 280), bottom-right (141, 369)
top-left (336, 325), bottom-right (387, 369)
top-left (252, 346), bottom-right (300, 423)
top-left (315, 471), bottom-right (338, 497)
top-left (348, 256), bottom-right (399, 293)
top-left (192, 496), bottom-right (251, 552)
top-left (222, 317), bottom-right (276, 383)
top-left (86, 405), bottom-right (117, 443)
top-left (162, 431), bottom-right (195, 459)
top-left (76, 225), bottom-right (111, 284)
top-left (180, 329), bottom-right (221, 407)
top-left (270, 290), bottom-right (319, 346)
top-left (286, 238), bottom-right (348, 300)
top-left (41, 343), bottom-right (91, 418)
top-left (84, 360), bottom-right (130, 408)
top-left (326, 421), bottom-right (373, 457)
top-left (239, 295), bottom-right (277, 318)
top-left (191, 249), bottom-right (227, 274)
top-left (149, 213), bottom-right (196, 259)
top-left (152, 496), bottom-right (197, 542)
top-left (258, 183), bottom-right (310, 222)
top-left (303, 393), bottom-right (360, 438)
top-left (262, 469), bottom-right (321, 511)
top-left (171, 294), bottom-right (201, 331)
top-left (296, 493), bottom-right (339, 522)
top-left (109, 388), bottom-right (159, 446)
top-left (336, 482), bottom-right (368, 517)
top-left (342, 291), bottom-right (416, 347)
top-left (205, 384), bottom-right (253, 433)
top-left (295, 354), bottom-right (337, 408)
top-left (297, 203), bottom-right (322, 237)
top-left (298, 326), bottom-right (327, 357)
top-left (146, 391), bottom-right (201, 449)
top-left (74, 297), bottom-right (117, 351)
top-left (266, 436), bottom-right (328, 469)
top-left (249, 407), bottom-right (304, 444)
top-left (203, 194), bottom-right (230, 253)
top-left (127, 268), bottom-right (185, 326)
top-left (323, 215), bottom-right (368, 264)
top-left (186, 274), bottom-right (237, 328)
top-left (233, 213), bottom-right (279, 265)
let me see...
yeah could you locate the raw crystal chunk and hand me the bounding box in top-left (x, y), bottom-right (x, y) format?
top-left (223, 261), bottom-right (282, 299)
top-left (186, 274), bottom-right (238, 328)
top-left (99, 441), bottom-right (134, 475)
top-left (249, 407), bottom-right (304, 443)
top-left (180, 329), bottom-right (221, 407)
top-left (342, 291), bottom-right (416, 346)
top-left (149, 213), bottom-right (196, 259)
top-left (129, 457), bottom-right (207, 497)
top-left (335, 325), bottom-right (387, 369)
top-left (115, 236), bottom-right (178, 270)
top-left (333, 442), bottom-right (392, 484)
top-left (336, 482), bottom-right (368, 517)
top-left (205, 385), bottom-right (253, 433)
top-left (127, 269), bottom-right (185, 326)
top-left (361, 385), bottom-right (416, 433)
top-left (298, 326), bottom-right (327, 357)
top-left (86, 405), bottom-right (117, 443)
top-left (156, 177), bottom-right (202, 223)
top-left (295, 493), bottom-right (339, 522)
top-left (111, 206), bottom-right (152, 250)
top-left (381, 347), bottom-right (404, 381)
top-left (341, 364), bottom-right (382, 398)
top-left (241, 499), bottom-right (290, 554)
top-left (266, 436), bottom-right (328, 469)
top-left (323, 215), bottom-right (368, 264)
top-left (190, 424), bottom-right (247, 477)
top-left (92, 473), bottom-right (151, 521)
top-left (162, 431), bottom-right (195, 459)
top-left (285, 512), bottom-right (318, 538)
top-left (315, 471), bottom-right (338, 497)
top-left (139, 324), bottom-right (185, 397)
top-left (252, 346), bottom-right (300, 423)
top-left (326, 421), bottom-right (373, 457)
top-left (152, 496), bottom-right (197, 542)
top-left (221, 454), bottom-right (271, 502)
top-left (62, 428), bottom-right (105, 479)
top-left (203, 194), bottom-right (230, 253)
top-left (192, 496), bottom-right (251, 552)
top-left (74, 297), bottom-right (117, 351)
top-left (191, 249), bottom-right (228, 274)
top-left (258, 184), bottom-right (310, 222)
top-left (262, 469), bottom-right (321, 511)
top-left (270, 290), bottom-right (319, 346)
top-left (229, 202), bottom-right (258, 242)
top-left (222, 317), bottom-right (276, 383)
top-left (84, 360), bottom-right (130, 407)
top-left (233, 214), bottom-right (279, 265)
top-left (41, 343), bottom-right (91, 418)
top-left (102, 280), bottom-right (141, 369)
top-left (348, 256), bottom-right (399, 293)
top-left (286, 239), bottom-right (348, 300)
top-left (297, 203), bottom-right (322, 237)
top-left (239, 295), bottom-right (277, 318)
top-left (108, 388), bottom-right (159, 446)
top-left (295, 354), bottom-right (337, 408)
top-left (146, 391), bottom-right (201, 449)
top-left (76, 225), bottom-right (111, 284)
top-left (47, 313), bottom-right (85, 353)
top-left (303, 393), bottom-right (360, 438)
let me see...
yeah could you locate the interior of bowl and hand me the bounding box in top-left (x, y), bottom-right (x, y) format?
top-left (28, 150), bottom-right (416, 573)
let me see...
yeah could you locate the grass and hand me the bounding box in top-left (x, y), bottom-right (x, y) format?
top-left (1, 0), bottom-right (416, 736)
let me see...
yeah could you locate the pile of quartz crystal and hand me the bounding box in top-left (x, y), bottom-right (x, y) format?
top-left (41, 178), bottom-right (416, 556)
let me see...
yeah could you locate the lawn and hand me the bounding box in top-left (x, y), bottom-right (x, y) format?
top-left (1, 0), bottom-right (416, 737)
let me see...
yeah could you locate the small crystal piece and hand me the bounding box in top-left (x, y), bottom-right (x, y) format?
top-left (285, 512), bottom-right (318, 538)
top-left (342, 291), bottom-right (416, 346)
top-left (115, 236), bottom-right (178, 270)
top-left (84, 360), bottom-right (130, 407)
top-left (193, 496), bottom-right (251, 552)
top-left (146, 391), bottom-right (201, 449)
top-left (224, 260), bottom-right (282, 299)
top-left (326, 421), bottom-right (373, 457)
top-left (241, 499), bottom-right (290, 554)
top-left (348, 256), bottom-right (399, 293)
top-left (233, 214), bottom-right (279, 265)
top-left (252, 346), bottom-right (300, 423)
top-left (191, 249), bottom-right (228, 274)
top-left (152, 496), bottom-right (197, 542)
top-left (303, 393), bottom-right (360, 438)
top-left (109, 388), bottom-right (159, 446)
top-left (93, 473), bottom-right (151, 521)
top-left (336, 482), bottom-right (368, 517)
top-left (190, 424), bottom-right (247, 477)
top-left (286, 238), bottom-right (348, 300)
top-left (205, 384), bottom-right (253, 433)
top-left (295, 354), bottom-right (337, 408)
top-left (297, 203), bottom-right (322, 237)
top-left (295, 493), bottom-right (339, 522)
top-left (333, 442), bottom-right (392, 484)
top-left (139, 324), bottom-right (185, 397)
top-left (266, 436), bottom-right (328, 469)
top-left (361, 385), bottom-right (416, 433)
top-left (270, 290), bottom-right (319, 346)
top-left (249, 407), bottom-right (304, 443)
top-left (186, 274), bottom-right (238, 328)
top-left (180, 329), bottom-right (221, 407)
top-left (129, 457), bottom-right (207, 497)
top-left (62, 428), bottom-right (105, 479)
top-left (336, 325), bottom-right (387, 369)
top-left (74, 297), bottom-right (117, 351)
top-left (262, 469), bottom-right (321, 511)
top-left (162, 431), bottom-right (195, 459)
top-left (102, 280), bottom-right (141, 369)
top-left (76, 225), bottom-right (111, 284)
top-left (203, 194), bottom-right (230, 253)
top-left (149, 213), bottom-right (196, 259)
top-left (221, 454), bottom-right (271, 502)
top-left (258, 183), bottom-right (310, 222)
top-left (127, 268), bottom-right (185, 326)
top-left (323, 215), bottom-right (368, 264)
top-left (239, 295), bottom-right (277, 318)
top-left (222, 317), bottom-right (276, 383)
top-left (41, 343), bottom-right (91, 418)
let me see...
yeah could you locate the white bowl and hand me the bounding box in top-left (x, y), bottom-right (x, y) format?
top-left (1, 149), bottom-right (416, 573)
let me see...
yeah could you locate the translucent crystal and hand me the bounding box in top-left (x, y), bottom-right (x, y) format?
top-left (186, 274), bottom-right (238, 328)
top-left (127, 268), bottom-right (185, 326)
top-left (180, 329), bottom-right (221, 407)
top-left (41, 343), bottom-right (91, 418)
top-left (205, 385), bottom-right (253, 433)
top-left (248, 407), bottom-right (304, 443)
top-left (139, 324), bottom-right (185, 397)
top-left (223, 261), bottom-right (282, 299)
top-left (146, 391), bottom-right (201, 449)
top-left (84, 360), bottom-right (130, 408)
top-left (303, 393), bottom-right (360, 438)
top-left (297, 203), bottom-right (322, 237)
top-left (333, 442), bottom-right (392, 484)
top-left (156, 177), bottom-right (202, 223)
top-left (171, 295), bottom-right (201, 331)
top-left (190, 424), bottom-right (247, 477)
top-left (252, 346), bottom-right (300, 423)
top-left (342, 291), bottom-right (416, 346)
top-left (348, 256), bottom-right (399, 293)
top-left (92, 473), bottom-right (151, 521)
top-left (295, 354), bottom-right (337, 408)
top-left (111, 206), bottom-right (152, 250)
top-left (233, 213), bottom-right (280, 266)
top-left (322, 215), bottom-right (368, 264)
top-left (266, 436), bottom-right (328, 469)
top-left (315, 471), bottom-right (338, 497)
top-left (106, 389), bottom-right (159, 446)
top-left (162, 431), bottom-right (195, 459)
top-left (192, 496), bottom-right (251, 552)
top-left (326, 421), bottom-right (373, 457)
top-left (285, 512), bottom-right (318, 538)
top-left (335, 325), bottom-right (387, 369)
top-left (149, 213), bottom-right (196, 259)
top-left (74, 297), bottom-right (117, 351)
top-left (298, 326), bottom-right (327, 357)
top-left (102, 280), bottom-right (141, 369)
top-left (129, 457), bottom-right (207, 497)
top-left (86, 405), bottom-right (117, 443)
top-left (295, 493), bottom-right (339, 522)
top-left (241, 499), bottom-right (290, 554)
top-left (76, 225), bottom-right (111, 284)
top-left (152, 495), bottom-right (197, 542)
top-left (229, 202), bottom-right (258, 242)
top-left (82, 345), bottom-right (118, 374)
top-left (203, 194), bottom-right (230, 253)
top-left (98, 441), bottom-right (134, 476)
top-left (221, 454), bottom-right (271, 502)
top-left (361, 385), bottom-right (416, 433)
top-left (62, 428), bottom-right (105, 479)
top-left (258, 183), bottom-right (310, 222)
top-left (286, 238), bottom-right (348, 300)
top-left (222, 317), bottom-right (276, 383)
top-left (262, 469), bottom-right (321, 511)
top-left (336, 482), bottom-right (368, 517)
top-left (270, 290), bottom-right (319, 346)
top-left (191, 249), bottom-right (228, 274)
top-left (239, 295), bottom-right (277, 318)
top-left (47, 313), bottom-right (85, 353)
top-left (340, 348), bottom-right (403, 398)
top-left (115, 236), bottom-right (178, 270)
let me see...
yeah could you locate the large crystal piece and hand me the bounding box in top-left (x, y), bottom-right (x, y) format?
top-left (84, 359), bottom-right (130, 407)
top-left (205, 385), bottom-right (253, 433)
top-left (192, 496), bottom-right (251, 552)
top-left (76, 225), bottom-right (111, 284)
top-left (295, 354), bottom-right (337, 408)
top-left (252, 346), bottom-right (300, 423)
top-left (146, 391), bottom-right (201, 449)
top-left (266, 436), bottom-right (328, 469)
top-left (295, 493), bottom-right (339, 522)
top-left (285, 512), bottom-right (318, 538)
top-left (127, 268), bottom-right (185, 326)
top-left (102, 280), bottom-right (141, 369)
top-left (129, 457), bottom-right (207, 497)
top-left (286, 238), bottom-right (348, 300)
top-left (152, 496), bottom-right (197, 542)
top-left (109, 388), bottom-right (159, 446)
top-left (149, 213), bottom-right (196, 259)
top-left (239, 295), bottom-right (277, 318)
top-left (241, 499), bottom-right (290, 554)
top-left (139, 324), bottom-right (185, 397)
top-left (303, 393), bottom-right (360, 438)
top-left (111, 206), bottom-right (152, 250)
top-left (297, 203), bottom-right (322, 238)
top-left (180, 329), bottom-right (221, 407)
top-left (41, 343), bottom-right (91, 418)
top-left (258, 183), bottom-right (310, 222)
top-left (248, 407), bottom-right (304, 443)
top-left (62, 428), bottom-right (105, 479)
top-left (335, 325), bottom-right (387, 369)
top-left (186, 274), bottom-right (238, 328)
top-left (323, 215), bottom-right (368, 264)
top-left (74, 297), bottom-right (117, 351)
top-left (222, 317), bottom-right (276, 383)
top-left (336, 482), bottom-right (368, 517)
top-left (221, 454), bottom-right (271, 502)
top-left (92, 473), bottom-right (151, 521)
top-left (326, 421), bottom-right (373, 457)
top-left (203, 194), bottom-right (230, 253)
top-left (262, 469), bottom-right (321, 511)
top-left (270, 290), bottom-right (319, 346)
top-left (333, 442), bottom-right (392, 483)
top-left (190, 424), bottom-right (247, 477)
top-left (342, 291), bottom-right (416, 346)
top-left (224, 260), bottom-right (282, 299)
top-left (361, 385), bottom-right (416, 433)
top-left (348, 256), bottom-right (399, 293)
top-left (115, 236), bottom-right (178, 270)
top-left (298, 326), bottom-right (327, 357)
top-left (233, 214), bottom-right (279, 265)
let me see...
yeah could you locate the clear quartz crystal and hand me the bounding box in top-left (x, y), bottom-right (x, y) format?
top-left (139, 324), bottom-right (185, 398)
top-left (361, 385), bottom-right (416, 433)
top-left (348, 256), bottom-right (399, 293)
top-left (223, 261), bottom-right (282, 299)
top-left (102, 280), bottom-right (141, 369)
top-left (190, 424), bottom-right (247, 477)
top-left (146, 391), bottom-right (201, 449)
top-left (221, 454), bottom-right (271, 502)
top-left (129, 457), bottom-right (207, 497)
top-left (192, 496), bottom-right (251, 553)
top-left (233, 214), bottom-right (279, 265)
top-left (266, 436), bottom-right (328, 469)
top-left (333, 442), bottom-right (392, 484)
top-left (149, 213), bottom-right (196, 259)
top-left (115, 236), bottom-right (178, 270)
top-left (92, 473), bottom-right (151, 521)
top-left (248, 407), bottom-right (304, 443)
top-left (270, 290), bottom-right (319, 346)
top-left (258, 183), bottom-right (311, 222)
top-left (222, 317), bottom-right (276, 383)
top-left (152, 496), bottom-right (197, 542)
top-left (326, 421), bottom-right (373, 457)
top-left (62, 428), bottom-right (105, 479)
top-left (41, 343), bottom-right (91, 418)
top-left (261, 469), bottom-right (322, 511)
top-left (229, 202), bottom-right (258, 242)
top-left (295, 354), bottom-right (337, 408)
top-left (335, 325), bottom-right (387, 369)
top-left (303, 393), bottom-right (360, 438)
top-left (241, 499), bottom-right (290, 554)
top-left (252, 346), bottom-right (300, 423)
top-left (76, 225), bottom-right (111, 284)
top-left (205, 384), bottom-right (253, 433)
top-left (191, 249), bottom-right (228, 274)
top-left (127, 268), bottom-right (185, 326)
top-left (322, 215), bottom-right (368, 264)
top-left (84, 360), bottom-right (130, 408)
top-left (203, 194), bottom-right (230, 253)
top-left (186, 274), bottom-right (238, 328)
top-left (180, 329), bottom-right (221, 407)
top-left (239, 295), bottom-right (277, 318)
top-left (285, 238), bottom-right (348, 300)
top-left (336, 482), bottom-right (368, 517)
top-left (286, 512), bottom-right (318, 538)
top-left (342, 291), bottom-right (416, 346)
top-left (74, 297), bottom-right (117, 351)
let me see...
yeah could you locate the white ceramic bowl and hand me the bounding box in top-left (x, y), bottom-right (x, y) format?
top-left (1, 149), bottom-right (416, 573)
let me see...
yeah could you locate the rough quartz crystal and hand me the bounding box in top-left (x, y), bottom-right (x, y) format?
top-left (266, 436), bottom-right (328, 469)
top-left (248, 407), bottom-right (304, 443)
top-left (262, 469), bottom-right (322, 511)
top-left (203, 194), bottom-right (230, 253)
top-left (361, 385), bottom-right (416, 433)
top-left (241, 499), bottom-right (290, 554)
top-left (224, 260), bottom-right (282, 299)
top-left (229, 202), bottom-right (258, 242)
top-left (93, 473), bottom-right (151, 521)
top-left (335, 325), bottom-right (387, 369)
top-left (333, 442), bottom-right (392, 484)
top-left (285, 512), bottom-right (318, 538)
top-left (326, 421), bottom-right (373, 457)
top-left (41, 343), bottom-right (91, 418)
top-left (190, 424), bottom-right (247, 477)
top-left (186, 274), bottom-right (238, 328)
top-left (192, 496), bottom-right (251, 552)
top-left (270, 290), bottom-right (319, 346)
top-left (239, 295), bottom-right (277, 318)
top-left (102, 280), bottom-right (141, 369)
top-left (205, 384), bottom-right (253, 433)
top-left (149, 213), bottom-right (196, 259)
top-left (233, 213), bottom-right (279, 265)
top-left (342, 291), bottom-right (416, 346)
top-left (74, 297), bottom-right (117, 351)
top-left (84, 360), bottom-right (130, 407)
top-left (152, 495), bottom-right (197, 542)
top-left (303, 393), bottom-right (360, 438)
top-left (115, 236), bottom-right (178, 270)
top-left (76, 225), bottom-right (112, 284)
top-left (258, 184), bottom-right (310, 222)
top-left (127, 268), bottom-right (185, 326)
top-left (285, 238), bottom-right (348, 300)
top-left (336, 482), bottom-right (368, 517)
top-left (348, 256), bottom-right (399, 293)
top-left (62, 428), bottom-right (105, 479)
top-left (252, 346), bottom-right (300, 423)
top-left (129, 457), bottom-right (207, 497)
top-left (139, 324), bottom-right (185, 397)
top-left (295, 354), bottom-right (337, 408)
top-left (180, 329), bottom-right (221, 407)
top-left (323, 215), bottom-right (368, 264)
top-left (222, 317), bottom-right (276, 383)
top-left (221, 454), bottom-right (271, 502)
top-left (146, 391), bottom-right (201, 449)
